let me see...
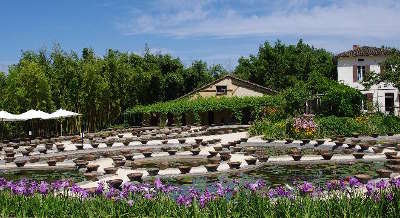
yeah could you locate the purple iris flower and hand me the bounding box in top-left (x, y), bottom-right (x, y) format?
top-left (376, 180), bottom-right (388, 189)
top-left (154, 178), bottom-right (164, 190)
top-left (349, 177), bottom-right (360, 188)
top-left (38, 181), bottom-right (49, 195)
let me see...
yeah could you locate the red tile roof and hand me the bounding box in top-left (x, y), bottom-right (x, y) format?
top-left (336, 46), bottom-right (392, 58)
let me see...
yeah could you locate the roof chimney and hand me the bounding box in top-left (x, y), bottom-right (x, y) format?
top-left (353, 45), bottom-right (359, 50)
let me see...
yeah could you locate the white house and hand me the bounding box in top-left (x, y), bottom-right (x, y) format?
top-left (337, 45), bottom-right (399, 115)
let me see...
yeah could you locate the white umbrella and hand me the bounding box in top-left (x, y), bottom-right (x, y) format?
top-left (0, 110), bottom-right (25, 139)
top-left (15, 110), bottom-right (52, 137)
top-left (48, 109), bottom-right (80, 119)
top-left (48, 109), bottom-right (81, 136)
top-left (16, 109), bottom-right (52, 120)
top-left (0, 110), bottom-right (24, 121)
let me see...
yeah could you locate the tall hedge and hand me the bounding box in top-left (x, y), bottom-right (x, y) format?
top-left (125, 95), bottom-right (285, 122)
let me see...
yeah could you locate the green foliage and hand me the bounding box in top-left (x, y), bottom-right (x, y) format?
top-left (1, 189), bottom-right (400, 217)
top-left (126, 96), bottom-right (286, 123)
top-left (281, 72), bottom-right (363, 117)
top-left (0, 45), bottom-right (226, 133)
top-left (235, 39), bottom-right (337, 91)
top-left (250, 113), bottom-right (400, 139)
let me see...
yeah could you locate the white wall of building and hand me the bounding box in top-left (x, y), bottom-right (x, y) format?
top-left (337, 56), bottom-right (399, 115)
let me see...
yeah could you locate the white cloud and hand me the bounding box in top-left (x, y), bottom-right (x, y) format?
top-left (118, 0), bottom-right (400, 40)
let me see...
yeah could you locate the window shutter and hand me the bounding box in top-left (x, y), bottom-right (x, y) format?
top-left (367, 93), bottom-right (373, 102)
top-left (366, 65), bottom-right (370, 74)
top-left (353, 65), bottom-right (357, 82)
top-left (380, 64), bottom-right (385, 74)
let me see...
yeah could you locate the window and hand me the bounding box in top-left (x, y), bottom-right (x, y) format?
top-left (357, 66), bottom-right (365, 81)
top-left (358, 58), bottom-right (364, 62)
top-left (216, 85), bottom-right (227, 95)
top-left (385, 93), bottom-right (394, 114)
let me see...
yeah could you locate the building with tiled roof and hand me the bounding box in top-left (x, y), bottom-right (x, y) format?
top-left (336, 45), bottom-right (393, 58)
top-left (337, 45), bottom-right (398, 115)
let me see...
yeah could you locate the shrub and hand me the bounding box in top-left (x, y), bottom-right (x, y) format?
top-left (252, 113), bottom-right (400, 139)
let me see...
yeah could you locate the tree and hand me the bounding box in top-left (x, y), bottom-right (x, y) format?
top-left (4, 59), bottom-right (53, 113)
top-left (234, 39), bottom-right (336, 90)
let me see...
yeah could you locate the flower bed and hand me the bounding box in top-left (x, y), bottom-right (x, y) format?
top-left (1, 177), bottom-right (400, 217)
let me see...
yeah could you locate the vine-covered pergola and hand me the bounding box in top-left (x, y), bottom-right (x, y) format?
top-left (124, 96), bottom-right (284, 127)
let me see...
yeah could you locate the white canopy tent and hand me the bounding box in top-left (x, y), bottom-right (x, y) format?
top-left (48, 109), bottom-right (81, 136)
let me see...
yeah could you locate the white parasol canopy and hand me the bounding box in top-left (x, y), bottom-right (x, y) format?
top-left (0, 110), bottom-right (25, 121)
top-left (48, 109), bottom-right (81, 119)
top-left (16, 109), bottom-right (52, 120)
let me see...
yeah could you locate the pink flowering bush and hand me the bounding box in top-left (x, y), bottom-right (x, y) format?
top-left (291, 114), bottom-right (317, 139)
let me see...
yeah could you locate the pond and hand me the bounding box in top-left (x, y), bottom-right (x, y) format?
top-left (1, 170), bottom-right (85, 183)
top-left (244, 161), bottom-right (385, 186)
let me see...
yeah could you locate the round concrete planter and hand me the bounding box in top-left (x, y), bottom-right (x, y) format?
top-left (205, 164), bottom-right (219, 172)
top-left (142, 152), bottom-right (152, 158)
top-left (178, 166), bottom-right (191, 174)
top-left (291, 154), bottom-right (302, 161)
top-left (353, 153), bottom-right (365, 159)
top-left (359, 144), bottom-right (369, 151)
top-left (127, 172), bottom-right (143, 182)
top-left (167, 150), bottom-right (177, 156)
top-left (124, 154), bottom-right (134, 161)
top-left (220, 153), bottom-right (231, 161)
top-left (245, 158), bottom-right (257, 165)
top-left (285, 138), bottom-right (293, 144)
top-left (376, 168), bottom-right (392, 178)
top-left (104, 167), bottom-right (118, 174)
top-left (372, 146), bottom-right (384, 153)
top-left (258, 155), bottom-right (269, 162)
top-left (385, 152), bottom-right (398, 159)
top-left (227, 161), bottom-right (241, 169)
top-left (86, 164), bottom-right (100, 172)
top-left (113, 160), bottom-right (126, 167)
top-left (315, 139), bottom-right (325, 146)
top-left (75, 144), bottom-right (84, 150)
top-left (107, 179), bottom-right (123, 189)
top-left (213, 146), bottom-right (222, 152)
top-left (15, 159), bottom-right (27, 167)
top-left (84, 172), bottom-right (99, 181)
top-left (191, 149), bottom-right (200, 156)
top-left (321, 153), bottom-right (334, 160)
top-left (354, 174), bottom-right (371, 184)
top-left (147, 168), bottom-right (160, 176)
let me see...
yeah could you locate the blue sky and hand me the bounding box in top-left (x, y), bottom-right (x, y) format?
top-left (1, 0), bottom-right (400, 72)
